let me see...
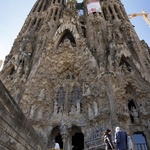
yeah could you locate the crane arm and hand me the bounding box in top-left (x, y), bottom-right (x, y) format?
top-left (128, 11), bottom-right (150, 27)
top-left (142, 11), bottom-right (150, 27)
top-left (128, 13), bottom-right (147, 19)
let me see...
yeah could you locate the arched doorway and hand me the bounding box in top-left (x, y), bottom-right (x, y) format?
top-left (48, 126), bottom-right (63, 149)
top-left (71, 126), bottom-right (84, 150)
top-left (72, 133), bottom-right (84, 150)
top-left (55, 133), bottom-right (63, 149)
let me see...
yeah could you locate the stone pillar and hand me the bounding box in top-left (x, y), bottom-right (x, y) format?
top-left (51, 8), bottom-right (56, 20)
top-left (60, 0), bottom-right (63, 4)
top-left (64, 85), bottom-right (69, 115)
top-left (62, 134), bottom-right (69, 150)
top-left (76, 101), bottom-right (80, 114)
top-left (46, 9), bottom-right (53, 22)
top-left (36, 0), bottom-right (43, 12)
top-left (34, 19), bottom-right (40, 29)
top-left (105, 7), bottom-right (111, 20)
top-left (56, 8), bottom-right (61, 20)
top-left (88, 103), bottom-right (92, 118)
top-left (28, 18), bottom-right (36, 29)
top-left (110, 5), bottom-right (117, 20)
top-left (41, 0), bottom-right (47, 11)
top-left (60, 120), bottom-right (71, 150)
top-left (116, 4), bottom-right (124, 19)
top-left (93, 101), bottom-right (98, 116)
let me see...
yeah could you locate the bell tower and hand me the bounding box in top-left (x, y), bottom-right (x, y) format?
top-left (1, 0), bottom-right (150, 149)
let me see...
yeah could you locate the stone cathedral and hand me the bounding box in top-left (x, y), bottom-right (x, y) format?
top-left (0, 0), bottom-right (150, 149)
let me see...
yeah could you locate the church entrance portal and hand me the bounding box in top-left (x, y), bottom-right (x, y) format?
top-left (72, 132), bottom-right (84, 150)
top-left (50, 126), bottom-right (84, 149)
top-left (49, 126), bottom-right (63, 149)
top-left (55, 133), bottom-right (63, 149)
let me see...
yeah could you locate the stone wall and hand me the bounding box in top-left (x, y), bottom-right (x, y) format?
top-left (0, 80), bottom-right (46, 150)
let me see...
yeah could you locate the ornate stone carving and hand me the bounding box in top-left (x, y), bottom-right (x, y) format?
top-left (83, 83), bottom-right (91, 97)
top-left (117, 104), bottom-right (130, 124)
top-left (130, 107), bottom-right (140, 124)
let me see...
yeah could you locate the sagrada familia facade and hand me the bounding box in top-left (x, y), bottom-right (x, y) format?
top-left (0, 0), bottom-right (150, 149)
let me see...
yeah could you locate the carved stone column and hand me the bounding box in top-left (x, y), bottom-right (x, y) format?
top-left (61, 133), bottom-right (69, 150)
top-left (60, 119), bottom-right (71, 150)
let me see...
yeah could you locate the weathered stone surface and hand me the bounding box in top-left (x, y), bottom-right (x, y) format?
top-left (0, 0), bottom-right (150, 149)
top-left (0, 80), bottom-right (46, 150)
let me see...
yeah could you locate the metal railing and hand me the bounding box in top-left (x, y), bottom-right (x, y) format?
top-left (135, 143), bottom-right (148, 150)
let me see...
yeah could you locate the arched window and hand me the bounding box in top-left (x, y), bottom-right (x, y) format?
top-left (71, 86), bottom-right (82, 104)
top-left (119, 56), bottom-right (132, 72)
top-left (57, 87), bottom-right (65, 106)
top-left (58, 29), bottom-right (76, 47)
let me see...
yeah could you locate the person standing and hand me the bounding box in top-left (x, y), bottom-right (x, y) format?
top-left (53, 140), bottom-right (60, 150)
top-left (115, 127), bottom-right (128, 150)
top-left (103, 129), bottom-right (115, 150)
top-left (127, 135), bottom-right (133, 150)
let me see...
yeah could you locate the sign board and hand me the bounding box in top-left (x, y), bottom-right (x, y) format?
top-left (87, 0), bottom-right (101, 14)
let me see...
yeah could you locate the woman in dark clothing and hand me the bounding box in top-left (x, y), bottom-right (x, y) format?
top-left (103, 129), bottom-right (115, 150)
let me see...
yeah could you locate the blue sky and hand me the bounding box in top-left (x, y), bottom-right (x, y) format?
top-left (0, 0), bottom-right (150, 64)
top-left (122, 0), bottom-right (150, 46)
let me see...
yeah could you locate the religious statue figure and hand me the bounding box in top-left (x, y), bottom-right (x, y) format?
top-left (38, 89), bottom-right (46, 101)
top-left (69, 105), bottom-right (76, 115)
top-left (36, 108), bottom-right (44, 120)
top-left (29, 104), bottom-right (37, 119)
top-left (117, 104), bottom-right (130, 124)
top-left (122, 104), bottom-right (130, 117)
top-left (58, 105), bottom-right (63, 115)
top-left (83, 83), bottom-right (91, 97)
top-left (130, 107), bottom-right (140, 124)
top-left (88, 103), bottom-right (94, 118)
top-left (93, 101), bottom-right (98, 116)
top-left (139, 102), bottom-right (148, 116)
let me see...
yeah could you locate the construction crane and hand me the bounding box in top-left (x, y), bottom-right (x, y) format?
top-left (128, 10), bottom-right (150, 27)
